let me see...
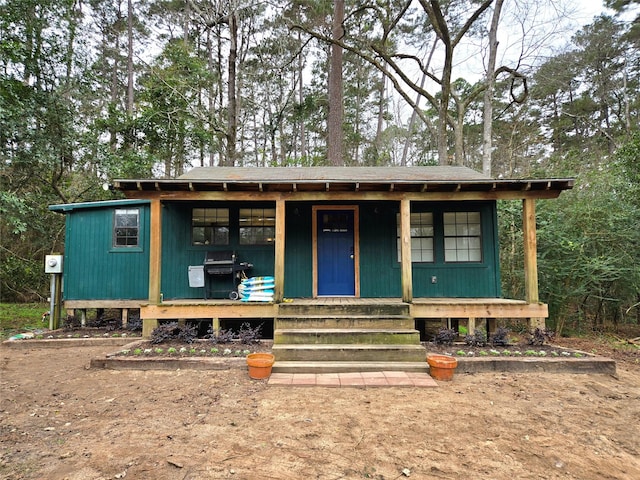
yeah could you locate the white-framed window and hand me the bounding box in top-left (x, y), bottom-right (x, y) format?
top-left (113, 208), bottom-right (140, 247)
top-left (239, 208), bottom-right (275, 245)
top-left (444, 212), bottom-right (482, 262)
top-left (397, 212), bottom-right (434, 263)
top-left (192, 208), bottom-right (229, 246)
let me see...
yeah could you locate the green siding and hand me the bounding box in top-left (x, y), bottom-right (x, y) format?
top-left (409, 201), bottom-right (500, 297)
top-left (359, 203), bottom-right (402, 297)
top-left (358, 201), bottom-right (500, 298)
top-left (59, 198), bottom-right (501, 302)
top-left (62, 204), bottom-right (150, 300)
top-left (161, 202), bottom-right (276, 299)
top-left (284, 203), bottom-right (313, 297)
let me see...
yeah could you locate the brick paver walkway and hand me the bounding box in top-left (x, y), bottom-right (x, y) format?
top-left (268, 371), bottom-right (438, 387)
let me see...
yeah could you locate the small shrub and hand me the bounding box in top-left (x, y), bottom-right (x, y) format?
top-left (465, 329), bottom-right (487, 347)
top-left (177, 323), bottom-right (198, 344)
top-left (528, 328), bottom-right (555, 346)
top-left (491, 327), bottom-right (510, 347)
top-left (150, 322), bottom-right (180, 344)
top-left (208, 328), bottom-right (235, 344)
top-left (126, 314), bottom-right (143, 332)
top-left (238, 322), bottom-right (263, 345)
top-left (150, 322), bottom-right (198, 344)
top-left (433, 327), bottom-right (457, 345)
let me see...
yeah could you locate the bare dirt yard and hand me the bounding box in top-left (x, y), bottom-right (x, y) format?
top-left (1, 339), bottom-right (639, 480)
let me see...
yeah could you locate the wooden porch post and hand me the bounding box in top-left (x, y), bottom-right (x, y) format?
top-left (143, 198), bottom-right (162, 337)
top-left (400, 198), bottom-right (413, 302)
top-left (523, 198), bottom-right (544, 330)
top-left (274, 199), bottom-right (286, 303)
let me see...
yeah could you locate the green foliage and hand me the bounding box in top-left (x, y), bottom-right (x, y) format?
top-left (0, 303), bottom-right (49, 338)
top-left (534, 139), bottom-right (640, 333)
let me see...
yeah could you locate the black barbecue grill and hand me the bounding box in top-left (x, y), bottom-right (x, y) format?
top-left (203, 251), bottom-right (252, 299)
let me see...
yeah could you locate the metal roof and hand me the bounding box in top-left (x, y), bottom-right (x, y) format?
top-left (49, 199), bottom-right (150, 213)
top-left (112, 166), bottom-right (574, 195)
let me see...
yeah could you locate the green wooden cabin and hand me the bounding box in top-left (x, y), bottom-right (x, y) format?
top-left (49, 166), bottom-right (573, 342)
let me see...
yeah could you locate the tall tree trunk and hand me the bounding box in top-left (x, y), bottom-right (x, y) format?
top-left (482, 0), bottom-right (504, 177)
top-left (327, 0), bottom-right (344, 166)
top-left (225, 8), bottom-right (238, 166)
top-left (298, 30), bottom-right (307, 162)
top-left (127, 0), bottom-right (134, 115)
top-left (110, 31), bottom-right (119, 151)
top-left (206, 28), bottom-right (216, 167)
top-left (373, 71), bottom-right (385, 165)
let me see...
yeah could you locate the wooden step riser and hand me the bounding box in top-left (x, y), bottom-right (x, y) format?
top-left (272, 361), bottom-right (429, 374)
top-left (278, 304), bottom-right (409, 317)
top-left (272, 345), bottom-right (427, 362)
top-left (274, 330), bottom-right (420, 345)
top-left (275, 317), bottom-right (415, 330)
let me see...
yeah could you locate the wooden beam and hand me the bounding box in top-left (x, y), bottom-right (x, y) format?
top-left (144, 198), bottom-right (163, 337)
top-left (274, 199), bottom-right (286, 303)
top-left (523, 198), bottom-right (539, 304)
top-left (148, 199), bottom-right (162, 306)
top-left (122, 189), bottom-right (564, 202)
top-left (64, 300), bottom-right (144, 309)
top-left (410, 300), bottom-right (548, 319)
top-left (400, 198), bottom-right (413, 302)
top-left (142, 303), bottom-right (277, 320)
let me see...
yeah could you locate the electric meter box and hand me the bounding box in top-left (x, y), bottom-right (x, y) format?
top-left (45, 255), bottom-right (64, 274)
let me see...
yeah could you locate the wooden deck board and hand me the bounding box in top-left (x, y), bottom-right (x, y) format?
top-left (136, 297), bottom-right (547, 320)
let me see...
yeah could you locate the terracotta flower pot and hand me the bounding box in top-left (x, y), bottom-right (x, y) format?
top-left (246, 353), bottom-right (275, 379)
top-left (427, 354), bottom-right (458, 381)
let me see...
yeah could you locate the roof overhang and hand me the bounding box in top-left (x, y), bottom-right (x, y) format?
top-left (112, 167), bottom-right (574, 200)
top-left (49, 199), bottom-right (150, 213)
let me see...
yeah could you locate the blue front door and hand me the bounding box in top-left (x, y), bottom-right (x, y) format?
top-left (317, 209), bottom-right (355, 296)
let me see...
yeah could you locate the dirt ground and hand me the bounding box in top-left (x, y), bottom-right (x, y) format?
top-left (1, 341), bottom-right (639, 480)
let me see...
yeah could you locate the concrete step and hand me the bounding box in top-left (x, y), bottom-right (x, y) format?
top-left (272, 344), bottom-right (427, 362)
top-left (275, 315), bottom-right (414, 330)
top-left (278, 303), bottom-right (409, 317)
top-left (272, 361), bottom-right (429, 374)
top-left (274, 328), bottom-right (420, 345)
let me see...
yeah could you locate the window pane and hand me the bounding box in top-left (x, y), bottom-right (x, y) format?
top-left (191, 208), bottom-right (229, 246)
top-left (240, 208), bottom-right (276, 245)
top-left (444, 211), bottom-right (482, 263)
top-left (114, 209), bottom-right (139, 247)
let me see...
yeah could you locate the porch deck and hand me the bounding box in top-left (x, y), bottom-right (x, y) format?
top-left (139, 297), bottom-right (546, 321)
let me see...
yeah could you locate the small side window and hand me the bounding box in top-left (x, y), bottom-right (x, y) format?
top-left (113, 208), bottom-right (139, 247)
